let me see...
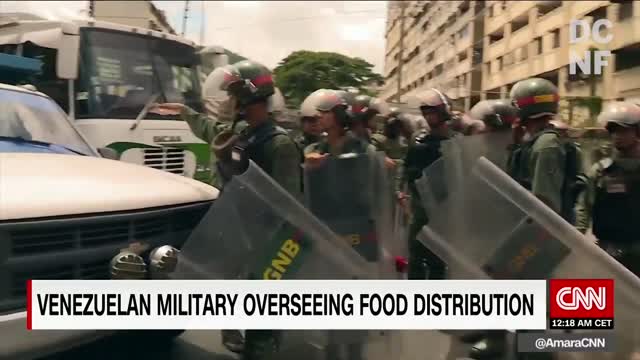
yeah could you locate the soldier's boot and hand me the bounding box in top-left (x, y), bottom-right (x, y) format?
top-left (243, 330), bottom-right (281, 360)
top-left (222, 329), bottom-right (245, 353)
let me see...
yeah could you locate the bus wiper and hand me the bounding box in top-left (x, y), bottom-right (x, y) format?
top-left (0, 136), bottom-right (88, 156)
top-left (130, 92), bottom-right (160, 131)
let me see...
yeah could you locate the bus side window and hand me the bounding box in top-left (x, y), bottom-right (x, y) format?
top-left (21, 42), bottom-right (69, 113)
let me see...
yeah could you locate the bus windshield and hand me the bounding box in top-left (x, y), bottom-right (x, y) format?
top-left (75, 28), bottom-right (202, 120)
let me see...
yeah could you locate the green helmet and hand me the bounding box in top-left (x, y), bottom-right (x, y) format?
top-left (598, 101), bottom-right (640, 132)
top-left (221, 60), bottom-right (275, 107)
top-left (510, 78), bottom-right (559, 121)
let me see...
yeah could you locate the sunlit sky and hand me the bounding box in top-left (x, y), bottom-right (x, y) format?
top-left (0, 1), bottom-right (388, 73)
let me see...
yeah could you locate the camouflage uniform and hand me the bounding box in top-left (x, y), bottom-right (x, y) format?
top-left (197, 60), bottom-right (301, 359)
top-left (507, 78), bottom-right (566, 216)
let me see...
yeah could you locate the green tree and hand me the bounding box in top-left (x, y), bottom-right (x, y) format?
top-left (274, 50), bottom-right (383, 107)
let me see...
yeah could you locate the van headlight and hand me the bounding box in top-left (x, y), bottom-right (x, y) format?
top-left (148, 245), bottom-right (180, 279)
top-left (110, 251), bottom-right (148, 279)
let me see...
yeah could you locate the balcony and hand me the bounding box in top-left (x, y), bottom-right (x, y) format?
top-left (510, 25), bottom-right (534, 50)
top-left (534, 5), bottom-right (565, 37)
top-left (611, 16), bottom-right (640, 51)
top-left (614, 66), bottom-right (640, 95)
top-left (569, 1), bottom-right (610, 20)
top-left (509, 1), bottom-right (536, 21)
top-left (455, 35), bottom-right (473, 53)
top-left (486, 38), bottom-right (507, 61)
top-left (454, 58), bottom-right (473, 77)
top-left (486, 9), bottom-right (509, 35)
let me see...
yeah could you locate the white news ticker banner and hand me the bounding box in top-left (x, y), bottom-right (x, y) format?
top-left (28, 279), bottom-right (547, 330)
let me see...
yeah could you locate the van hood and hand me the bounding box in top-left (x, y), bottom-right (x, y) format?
top-left (0, 153), bottom-right (219, 221)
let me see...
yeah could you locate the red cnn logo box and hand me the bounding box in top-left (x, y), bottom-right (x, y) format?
top-left (549, 279), bottom-right (614, 319)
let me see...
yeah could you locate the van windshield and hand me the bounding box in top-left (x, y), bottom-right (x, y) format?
top-left (75, 28), bottom-right (203, 120)
top-left (0, 88), bottom-right (95, 155)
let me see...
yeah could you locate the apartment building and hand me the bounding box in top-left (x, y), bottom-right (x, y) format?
top-left (92, 0), bottom-right (176, 34)
top-left (382, 0), bottom-right (485, 111)
top-left (481, 0), bottom-right (640, 124)
top-left (383, 1), bottom-right (640, 124)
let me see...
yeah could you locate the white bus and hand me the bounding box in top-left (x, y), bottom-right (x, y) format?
top-left (0, 13), bottom-right (212, 183)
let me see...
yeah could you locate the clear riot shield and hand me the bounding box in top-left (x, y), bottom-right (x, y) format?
top-left (416, 134), bottom-right (640, 359)
top-left (303, 151), bottom-right (403, 357)
top-left (172, 161), bottom-right (373, 352)
top-left (391, 158), bottom-right (410, 274)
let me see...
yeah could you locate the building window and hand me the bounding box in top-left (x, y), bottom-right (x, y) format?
top-left (489, 29), bottom-right (504, 45)
top-left (496, 57), bottom-right (503, 71)
top-left (533, 37), bottom-right (542, 55)
top-left (551, 28), bottom-right (560, 49)
top-left (619, 2), bottom-right (633, 21)
top-left (458, 50), bottom-right (468, 62)
top-left (511, 17), bottom-right (529, 33)
top-left (485, 62), bottom-right (492, 74)
top-left (520, 45), bottom-right (528, 61)
top-left (426, 51), bottom-right (434, 63)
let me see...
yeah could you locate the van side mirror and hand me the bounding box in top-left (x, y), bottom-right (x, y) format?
top-left (98, 147), bottom-right (120, 160)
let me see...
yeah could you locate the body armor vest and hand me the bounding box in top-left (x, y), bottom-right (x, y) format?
top-left (230, 121), bottom-right (289, 177)
top-left (592, 161), bottom-right (640, 246)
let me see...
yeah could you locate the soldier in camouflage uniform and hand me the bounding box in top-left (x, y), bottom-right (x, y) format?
top-left (151, 60), bottom-right (301, 359)
top-left (507, 78), bottom-right (567, 216)
top-left (575, 102), bottom-right (640, 276)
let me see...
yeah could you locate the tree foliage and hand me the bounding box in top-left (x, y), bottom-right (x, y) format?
top-left (274, 50), bottom-right (384, 107)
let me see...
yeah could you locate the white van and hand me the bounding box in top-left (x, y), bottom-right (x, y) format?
top-left (0, 82), bottom-right (218, 359)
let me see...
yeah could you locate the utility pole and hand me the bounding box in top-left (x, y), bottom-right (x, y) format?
top-left (396, 1), bottom-right (408, 102)
top-left (181, 0), bottom-right (190, 37)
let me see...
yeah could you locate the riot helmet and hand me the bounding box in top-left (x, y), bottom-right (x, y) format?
top-left (416, 88), bottom-right (453, 126)
top-left (599, 101), bottom-right (640, 132)
top-left (510, 78), bottom-right (559, 121)
top-left (220, 60), bottom-right (275, 108)
top-left (469, 99), bottom-right (518, 131)
top-left (313, 89), bottom-right (350, 129)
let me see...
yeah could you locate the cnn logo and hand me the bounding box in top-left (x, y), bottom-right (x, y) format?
top-left (556, 286), bottom-right (606, 311)
top-left (549, 279), bottom-right (614, 319)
